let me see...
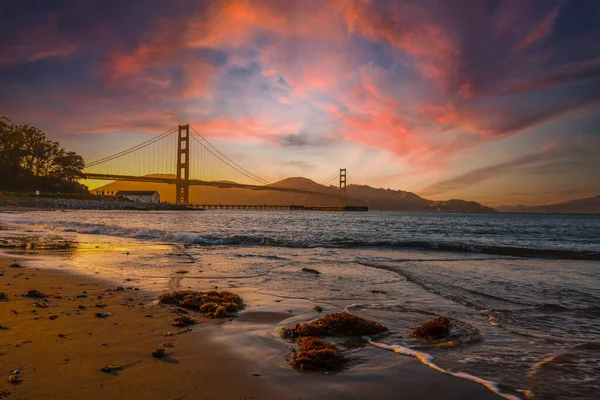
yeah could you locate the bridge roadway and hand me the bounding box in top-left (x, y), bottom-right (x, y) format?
top-left (82, 173), bottom-right (353, 200)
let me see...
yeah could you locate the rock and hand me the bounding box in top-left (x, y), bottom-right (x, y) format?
top-left (24, 289), bottom-right (47, 298)
top-left (313, 305), bottom-right (323, 313)
top-left (151, 348), bottom-right (165, 358)
top-left (301, 267), bottom-right (321, 275)
top-left (94, 312), bottom-right (111, 318)
top-left (99, 364), bottom-right (121, 374)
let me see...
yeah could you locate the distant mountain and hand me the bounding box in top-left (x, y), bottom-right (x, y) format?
top-left (93, 176), bottom-right (496, 212)
top-left (496, 195), bottom-right (600, 214)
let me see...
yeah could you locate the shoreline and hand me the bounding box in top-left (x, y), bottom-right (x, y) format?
top-left (0, 253), bottom-right (503, 399)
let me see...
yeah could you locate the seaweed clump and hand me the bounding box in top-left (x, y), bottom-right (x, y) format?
top-left (281, 312), bottom-right (388, 339)
top-left (99, 364), bottom-right (122, 374)
top-left (171, 316), bottom-right (196, 327)
top-left (281, 312), bottom-right (388, 372)
top-left (24, 289), bottom-right (47, 298)
top-left (412, 317), bottom-right (451, 339)
top-left (157, 290), bottom-right (244, 318)
top-left (289, 337), bottom-right (345, 371)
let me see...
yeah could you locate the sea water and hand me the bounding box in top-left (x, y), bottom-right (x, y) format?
top-left (1, 210), bottom-right (599, 399)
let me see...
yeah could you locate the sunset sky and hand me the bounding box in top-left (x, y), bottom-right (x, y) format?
top-left (1, 0), bottom-right (599, 206)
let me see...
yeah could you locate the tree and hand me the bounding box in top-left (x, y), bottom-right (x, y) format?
top-left (0, 117), bottom-right (88, 192)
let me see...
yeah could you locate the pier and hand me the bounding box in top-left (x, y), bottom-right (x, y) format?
top-left (191, 204), bottom-right (368, 211)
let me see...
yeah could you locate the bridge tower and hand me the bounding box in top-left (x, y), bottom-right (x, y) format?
top-left (339, 168), bottom-right (347, 198)
top-left (176, 124), bottom-right (190, 205)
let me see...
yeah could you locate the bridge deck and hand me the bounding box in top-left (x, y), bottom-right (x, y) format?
top-left (82, 173), bottom-right (357, 200)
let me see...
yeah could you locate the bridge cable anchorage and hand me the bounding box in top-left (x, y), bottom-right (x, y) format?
top-left (85, 126), bottom-right (178, 168)
top-left (188, 125), bottom-right (271, 185)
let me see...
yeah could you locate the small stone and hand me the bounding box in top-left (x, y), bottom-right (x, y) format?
top-left (151, 348), bottom-right (166, 358)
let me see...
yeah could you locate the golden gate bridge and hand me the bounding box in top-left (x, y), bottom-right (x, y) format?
top-left (82, 124), bottom-right (353, 205)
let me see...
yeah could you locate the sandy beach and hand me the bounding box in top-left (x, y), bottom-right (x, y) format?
top-left (0, 251), bottom-right (502, 400)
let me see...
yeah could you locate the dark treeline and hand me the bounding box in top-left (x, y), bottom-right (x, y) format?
top-left (0, 117), bottom-right (87, 192)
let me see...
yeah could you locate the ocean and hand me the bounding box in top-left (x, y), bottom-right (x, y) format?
top-left (1, 210), bottom-right (599, 399)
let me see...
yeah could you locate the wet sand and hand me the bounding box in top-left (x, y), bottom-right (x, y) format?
top-left (0, 254), bottom-right (501, 399)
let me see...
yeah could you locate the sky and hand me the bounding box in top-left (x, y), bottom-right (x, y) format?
top-left (1, 0), bottom-right (599, 206)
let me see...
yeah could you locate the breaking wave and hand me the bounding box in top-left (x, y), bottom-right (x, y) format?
top-left (9, 219), bottom-right (600, 260)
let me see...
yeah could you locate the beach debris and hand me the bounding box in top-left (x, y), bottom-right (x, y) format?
top-left (102, 342), bottom-right (109, 346)
top-left (78, 305), bottom-right (86, 310)
top-left (0, 326), bottom-right (8, 331)
top-left (58, 333), bottom-right (66, 338)
top-left (94, 312), bottom-right (112, 318)
top-left (252, 373), bottom-right (261, 377)
top-left (371, 290), bottom-right (387, 295)
top-left (12, 371), bottom-right (20, 376)
top-left (114, 286), bottom-right (125, 291)
top-left (94, 302), bottom-right (107, 308)
top-left (162, 328), bottom-right (192, 337)
top-left (8, 374), bottom-right (21, 384)
top-left (175, 269), bottom-right (189, 274)
top-left (411, 317), bottom-right (482, 346)
top-left (99, 364), bottom-right (122, 374)
top-left (171, 316), bottom-right (197, 327)
top-left (24, 289), bottom-right (47, 298)
top-left (151, 348), bottom-right (166, 358)
top-left (157, 290), bottom-right (244, 318)
top-left (0, 293), bottom-right (7, 300)
top-left (8, 263), bottom-right (22, 268)
top-left (49, 315), bottom-right (58, 320)
top-left (33, 300), bottom-right (50, 308)
top-left (281, 312), bottom-right (388, 339)
top-left (289, 337), bottom-right (345, 371)
top-left (301, 267), bottom-right (321, 275)
top-left (0, 390), bottom-right (11, 397)
top-left (313, 305), bottom-right (323, 313)
top-left (412, 317), bottom-right (451, 339)
top-left (75, 294), bottom-right (87, 298)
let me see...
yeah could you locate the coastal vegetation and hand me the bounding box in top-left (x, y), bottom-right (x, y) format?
top-left (0, 117), bottom-right (86, 192)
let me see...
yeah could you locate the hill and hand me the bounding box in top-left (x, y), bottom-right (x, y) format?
top-left (496, 195), bottom-right (600, 214)
top-left (93, 176), bottom-right (496, 212)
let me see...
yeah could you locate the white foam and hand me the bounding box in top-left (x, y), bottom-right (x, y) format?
top-left (362, 336), bottom-right (520, 400)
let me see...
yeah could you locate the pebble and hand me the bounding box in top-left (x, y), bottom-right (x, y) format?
top-left (13, 370), bottom-right (20, 375)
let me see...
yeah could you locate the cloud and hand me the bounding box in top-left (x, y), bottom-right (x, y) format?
top-left (420, 140), bottom-right (600, 197)
top-left (0, 0), bottom-right (599, 195)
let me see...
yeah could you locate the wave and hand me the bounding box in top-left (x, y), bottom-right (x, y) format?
top-left (363, 336), bottom-right (520, 400)
top-left (10, 220), bottom-right (600, 260)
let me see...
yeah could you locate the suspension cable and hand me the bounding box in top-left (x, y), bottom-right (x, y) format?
top-left (189, 126), bottom-right (271, 185)
top-left (85, 126), bottom-right (178, 167)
